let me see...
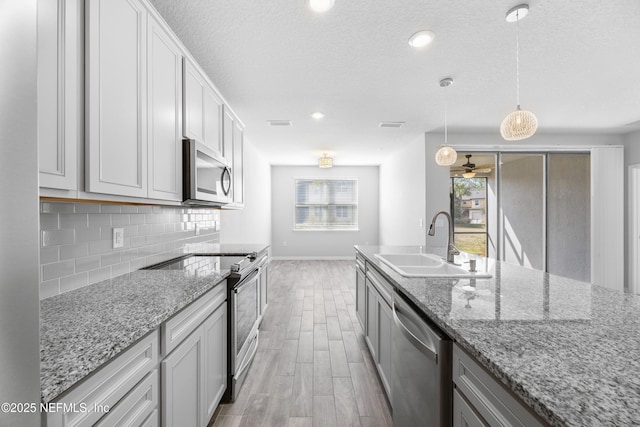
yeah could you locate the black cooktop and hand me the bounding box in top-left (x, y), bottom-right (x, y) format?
top-left (144, 254), bottom-right (247, 274)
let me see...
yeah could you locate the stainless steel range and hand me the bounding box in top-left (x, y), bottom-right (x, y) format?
top-left (144, 250), bottom-right (269, 402)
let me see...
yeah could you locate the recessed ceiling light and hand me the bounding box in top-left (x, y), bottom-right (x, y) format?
top-left (307, 0), bottom-right (335, 13)
top-left (379, 121), bottom-right (405, 128)
top-left (408, 30), bottom-right (435, 48)
top-left (311, 112), bottom-right (325, 120)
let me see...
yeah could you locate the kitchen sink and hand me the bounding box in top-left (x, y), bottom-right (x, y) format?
top-left (374, 253), bottom-right (492, 278)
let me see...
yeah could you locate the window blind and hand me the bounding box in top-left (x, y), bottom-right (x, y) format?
top-left (294, 178), bottom-right (358, 230)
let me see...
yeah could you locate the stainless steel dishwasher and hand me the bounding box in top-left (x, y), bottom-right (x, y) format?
top-left (391, 293), bottom-right (452, 427)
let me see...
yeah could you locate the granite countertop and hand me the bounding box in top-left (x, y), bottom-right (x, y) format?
top-left (40, 243), bottom-right (269, 404)
top-left (355, 245), bottom-right (640, 427)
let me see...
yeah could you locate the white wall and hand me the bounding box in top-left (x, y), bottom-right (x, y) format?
top-left (0, 1), bottom-right (41, 425)
top-left (221, 139), bottom-right (272, 245)
top-left (379, 134), bottom-right (426, 246)
top-left (271, 166), bottom-right (379, 259)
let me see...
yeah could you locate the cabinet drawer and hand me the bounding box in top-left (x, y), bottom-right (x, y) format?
top-left (366, 267), bottom-right (393, 305)
top-left (95, 370), bottom-right (158, 426)
top-left (454, 389), bottom-right (487, 427)
top-left (452, 344), bottom-right (545, 427)
top-left (355, 253), bottom-right (365, 272)
top-left (46, 330), bottom-right (159, 427)
top-left (162, 283), bottom-right (226, 356)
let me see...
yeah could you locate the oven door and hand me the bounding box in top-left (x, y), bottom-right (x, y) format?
top-left (231, 269), bottom-right (260, 379)
top-left (183, 139), bottom-right (232, 205)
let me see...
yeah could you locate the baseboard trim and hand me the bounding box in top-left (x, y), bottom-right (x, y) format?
top-left (271, 256), bottom-right (354, 261)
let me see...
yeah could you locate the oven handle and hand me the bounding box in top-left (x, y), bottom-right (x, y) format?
top-left (233, 268), bottom-right (260, 293)
top-left (235, 332), bottom-right (259, 378)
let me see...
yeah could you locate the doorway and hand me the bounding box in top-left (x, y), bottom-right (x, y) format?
top-left (449, 152), bottom-right (591, 282)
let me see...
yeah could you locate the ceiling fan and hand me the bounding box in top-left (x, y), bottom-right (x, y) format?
top-left (450, 154), bottom-right (494, 176)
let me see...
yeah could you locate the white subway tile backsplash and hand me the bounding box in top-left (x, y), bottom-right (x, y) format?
top-left (60, 243), bottom-right (89, 260)
top-left (75, 227), bottom-right (101, 243)
top-left (59, 213), bottom-right (88, 229)
top-left (39, 201), bottom-right (220, 300)
top-left (74, 203), bottom-right (101, 213)
top-left (89, 266), bottom-right (111, 284)
top-left (40, 213), bottom-right (59, 230)
top-left (88, 214), bottom-right (111, 228)
top-left (100, 205), bottom-right (121, 214)
top-left (42, 260), bottom-right (75, 281)
top-left (60, 272), bottom-right (88, 293)
top-left (40, 246), bottom-right (59, 264)
top-left (89, 240), bottom-right (113, 255)
top-left (100, 251), bottom-right (121, 267)
top-left (75, 255), bottom-right (101, 273)
top-left (41, 202), bottom-right (74, 213)
top-left (42, 229), bottom-right (74, 247)
top-left (40, 279), bottom-right (60, 299)
top-left (112, 214), bottom-right (130, 226)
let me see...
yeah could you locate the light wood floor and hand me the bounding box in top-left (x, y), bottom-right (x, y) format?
top-left (212, 260), bottom-right (394, 427)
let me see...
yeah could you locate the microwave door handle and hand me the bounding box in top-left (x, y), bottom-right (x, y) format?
top-left (222, 166), bottom-right (232, 196)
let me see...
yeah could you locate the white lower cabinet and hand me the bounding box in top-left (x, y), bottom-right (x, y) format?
top-left (203, 303), bottom-right (227, 422)
top-left (452, 343), bottom-right (545, 427)
top-left (162, 326), bottom-right (205, 427)
top-left (454, 389), bottom-right (487, 427)
top-left (355, 257), bottom-right (366, 330)
top-left (363, 268), bottom-right (393, 400)
top-left (45, 330), bottom-right (159, 427)
top-left (161, 288), bottom-right (227, 427)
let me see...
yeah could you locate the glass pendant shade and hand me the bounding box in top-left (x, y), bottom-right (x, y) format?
top-left (435, 146), bottom-right (457, 166)
top-left (318, 153), bottom-right (333, 168)
top-left (500, 106), bottom-right (538, 141)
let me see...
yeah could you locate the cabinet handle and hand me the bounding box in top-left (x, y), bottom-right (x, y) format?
top-left (392, 300), bottom-right (438, 363)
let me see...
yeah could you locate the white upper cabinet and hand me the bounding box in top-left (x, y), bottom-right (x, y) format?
top-left (147, 15), bottom-right (183, 201)
top-left (232, 120), bottom-right (244, 207)
top-left (183, 59), bottom-right (224, 157)
top-left (38, 0), bottom-right (82, 190)
top-left (86, 0), bottom-right (148, 198)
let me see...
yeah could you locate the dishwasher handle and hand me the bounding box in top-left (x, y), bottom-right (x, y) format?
top-left (392, 299), bottom-right (438, 363)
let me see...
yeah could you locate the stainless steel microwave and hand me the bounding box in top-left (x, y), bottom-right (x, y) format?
top-left (183, 139), bottom-right (232, 206)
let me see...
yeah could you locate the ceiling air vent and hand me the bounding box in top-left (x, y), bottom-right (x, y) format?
top-left (379, 121), bottom-right (405, 128)
top-left (267, 120), bottom-right (292, 127)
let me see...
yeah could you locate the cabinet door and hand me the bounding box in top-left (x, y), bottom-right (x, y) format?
top-left (454, 389), bottom-right (487, 427)
top-left (223, 108), bottom-right (234, 164)
top-left (86, 0), bottom-right (147, 197)
top-left (365, 279), bottom-right (378, 360)
top-left (183, 58), bottom-right (205, 142)
top-left (231, 121), bottom-right (244, 206)
top-left (204, 87), bottom-right (224, 156)
top-left (147, 16), bottom-right (182, 201)
top-left (162, 327), bottom-right (204, 427)
top-left (203, 303), bottom-right (227, 423)
top-left (38, 0), bottom-right (80, 190)
top-left (377, 295), bottom-right (393, 400)
top-left (259, 264), bottom-right (268, 318)
top-left (355, 266), bottom-right (366, 330)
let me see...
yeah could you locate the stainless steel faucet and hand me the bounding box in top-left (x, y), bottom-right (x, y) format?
top-left (428, 211), bottom-right (460, 263)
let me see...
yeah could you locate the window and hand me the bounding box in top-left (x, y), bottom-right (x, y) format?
top-left (295, 178), bottom-right (358, 230)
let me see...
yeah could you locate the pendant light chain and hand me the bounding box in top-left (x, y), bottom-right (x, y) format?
top-left (444, 82), bottom-right (448, 144)
top-left (515, 8), bottom-right (520, 107)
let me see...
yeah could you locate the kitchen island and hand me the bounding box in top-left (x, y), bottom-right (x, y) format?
top-left (40, 243), bottom-right (269, 404)
top-left (356, 245), bottom-right (640, 427)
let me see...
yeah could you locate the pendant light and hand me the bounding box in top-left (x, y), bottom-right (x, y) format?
top-left (435, 78), bottom-right (457, 166)
top-left (500, 4), bottom-right (538, 141)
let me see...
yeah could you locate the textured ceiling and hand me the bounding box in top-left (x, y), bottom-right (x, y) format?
top-left (149, 0), bottom-right (640, 165)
